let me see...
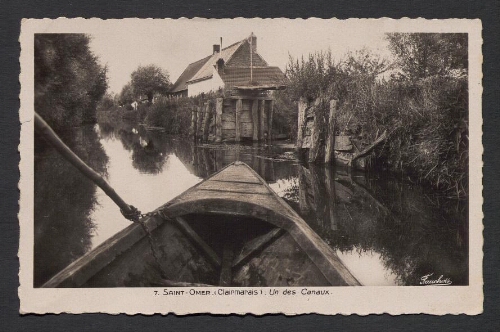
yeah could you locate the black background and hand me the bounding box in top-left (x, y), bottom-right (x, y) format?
top-left (1, 1), bottom-right (498, 330)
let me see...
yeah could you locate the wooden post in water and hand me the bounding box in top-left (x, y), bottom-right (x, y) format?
top-left (251, 99), bottom-right (259, 141)
top-left (235, 99), bottom-right (242, 142)
top-left (196, 105), bottom-right (204, 140)
top-left (308, 98), bottom-right (323, 163)
top-left (200, 102), bottom-right (207, 141)
top-left (259, 99), bottom-right (266, 141)
top-left (34, 112), bottom-right (139, 221)
top-left (215, 98), bottom-right (223, 143)
top-left (324, 99), bottom-right (338, 164)
top-left (296, 97), bottom-right (307, 152)
top-left (202, 101), bottom-right (212, 142)
top-left (268, 99), bottom-right (274, 141)
top-left (189, 108), bottom-right (197, 139)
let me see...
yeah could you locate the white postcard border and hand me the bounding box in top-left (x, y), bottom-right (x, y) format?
top-left (19, 18), bottom-right (483, 315)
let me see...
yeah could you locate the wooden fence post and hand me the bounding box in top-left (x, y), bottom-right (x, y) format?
top-left (268, 100), bottom-right (274, 141)
top-left (190, 108), bottom-right (197, 139)
top-left (308, 98), bottom-right (323, 163)
top-left (215, 98), bottom-right (223, 143)
top-left (259, 99), bottom-right (266, 141)
top-left (251, 99), bottom-right (259, 141)
top-left (324, 99), bottom-right (338, 164)
top-left (296, 97), bottom-right (307, 152)
top-left (202, 101), bottom-right (212, 142)
top-left (196, 105), bottom-right (204, 140)
top-left (235, 99), bottom-right (242, 142)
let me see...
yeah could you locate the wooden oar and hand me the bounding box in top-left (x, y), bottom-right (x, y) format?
top-left (34, 112), bottom-right (140, 222)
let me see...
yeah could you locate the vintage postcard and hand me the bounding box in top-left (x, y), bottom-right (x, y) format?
top-left (19, 18), bottom-right (483, 315)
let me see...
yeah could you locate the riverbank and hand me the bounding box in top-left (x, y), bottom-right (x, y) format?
top-left (97, 96), bottom-right (192, 136)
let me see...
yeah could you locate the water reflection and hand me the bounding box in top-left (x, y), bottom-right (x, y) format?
top-left (99, 123), bottom-right (169, 174)
top-left (34, 127), bottom-right (108, 287)
top-left (34, 120), bottom-right (468, 287)
top-left (279, 165), bottom-right (468, 286)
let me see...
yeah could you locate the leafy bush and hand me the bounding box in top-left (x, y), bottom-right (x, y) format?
top-left (280, 34), bottom-right (468, 197)
top-left (144, 97), bottom-right (193, 134)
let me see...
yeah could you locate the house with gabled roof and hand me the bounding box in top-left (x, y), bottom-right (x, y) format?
top-left (170, 33), bottom-right (285, 97)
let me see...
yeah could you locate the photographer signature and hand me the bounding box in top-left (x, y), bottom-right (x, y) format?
top-left (420, 273), bottom-right (452, 285)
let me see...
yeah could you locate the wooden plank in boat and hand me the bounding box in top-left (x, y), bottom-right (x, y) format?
top-left (232, 228), bottom-right (284, 268)
top-left (208, 165), bottom-right (262, 184)
top-left (170, 190), bottom-right (286, 214)
top-left (198, 180), bottom-right (270, 195)
top-left (219, 243), bottom-right (234, 286)
top-left (174, 217), bottom-right (221, 267)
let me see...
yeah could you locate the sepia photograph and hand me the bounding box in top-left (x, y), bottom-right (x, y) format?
top-left (19, 18), bottom-right (483, 314)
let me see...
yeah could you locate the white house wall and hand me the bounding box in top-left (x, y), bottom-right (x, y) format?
top-left (187, 70), bottom-right (224, 97)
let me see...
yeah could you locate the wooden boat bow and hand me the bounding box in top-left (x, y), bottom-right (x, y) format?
top-left (160, 162), bottom-right (360, 286)
top-left (43, 161), bottom-right (360, 287)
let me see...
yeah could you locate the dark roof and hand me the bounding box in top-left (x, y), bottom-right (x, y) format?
top-left (219, 67), bottom-right (286, 90)
top-left (170, 56), bottom-right (211, 93)
top-left (170, 40), bottom-right (245, 93)
top-left (170, 34), bottom-right (287, 94)
top-left (187, 40), bottom-right (244, 83)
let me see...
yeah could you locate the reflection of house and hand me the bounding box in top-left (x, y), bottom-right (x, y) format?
top-left (170, 33), bottom-right (285, 97)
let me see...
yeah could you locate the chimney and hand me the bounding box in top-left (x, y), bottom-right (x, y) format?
top-left (213, 44), bottom-right (220, 54)
top-left (249, 33), bottom-right (257, 53)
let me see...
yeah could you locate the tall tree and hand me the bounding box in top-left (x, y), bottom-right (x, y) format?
top-left (118, 82), bottom-right (135, 106)
top-left (130, 64), bottom-right (171, 102)
top-left (35, 34), bottom-right (108, 131)
top-left (386, 33), bottom-right (467, 80)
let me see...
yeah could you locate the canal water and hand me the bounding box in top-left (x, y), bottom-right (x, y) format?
top-left (34, 122), bottom-right (469, 287)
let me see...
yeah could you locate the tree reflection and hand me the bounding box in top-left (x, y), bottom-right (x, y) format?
top-left (99, 120), bottom-right (171, 174)
top-left (34, 126), bottom-right (108, 287)
top-left (175, 142), bottom-right (297, 182)
top-left (285, 164), bottom-right (468, 286)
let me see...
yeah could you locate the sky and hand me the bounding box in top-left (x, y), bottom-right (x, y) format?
top-left (85, 19), bottom-right (394, 94)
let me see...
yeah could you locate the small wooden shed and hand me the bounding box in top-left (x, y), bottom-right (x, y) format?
top-left (191, 87), bottom-right (284, 143)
